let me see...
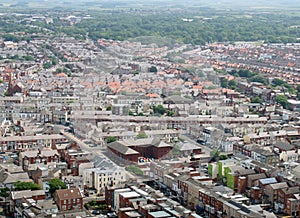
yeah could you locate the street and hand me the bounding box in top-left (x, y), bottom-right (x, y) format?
top-left (59, 128), bottom-right (135, 180)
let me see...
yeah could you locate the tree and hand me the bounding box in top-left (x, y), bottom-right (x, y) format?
top-left (238, 69), bottom-right (256, 78)
top-left (55, 68), bottom-right (63, 73)
top-left (48, 178), bottom-right (67, 194)
top-left (276, 95), bottom-right (288, 108)
top-left (10, 54), bottom-right (19, 60)
top-left (272, 78), bottom-right (285, 86)
top-left (51, 59), bottom-right (58, 66)
top-left (23, 55), bottom-right (34, 61)
top-left (106, 105), bottom-right (112, 111)
top-left (250, 97), bottom-right (263, 104)
top-left (283, 84), bottom-right (296, 94)
top-left (43, 62), bottom-right (52, 69)
top-left (210, 149), bottom-right (220, 162)
top-left (167, 110), bottom-right (175, 117)
top-left (149, 66), bottom-right (157, 73)
top-left (89, 200), bottom-right (97, 207)
top-left (0, 188), bottom-right (9, 198)
top-left (106, 136), bottom-right (117, 144)
top-left (220, 77), bottom-right (228, 88)
top-left (219, 154), bottom-right (228, 160)
top-left (128, 110), bottom-right (134, 116)
top-left (228, 80), bottom-right (236, 89)
top-left (153, 105), bottom-right (166, 115)
top-left (14, 181), bottom-right (40, 191)
top-left (136, 132), bottom-right (147, 139)
top-left (228, 69), bottom-right (239, 77)
top-left (63, 68), bottom-right (69, 73)
top-left (249, 75), bottom-right (267, 85)
top-left (170, 143), bottom-right (181, 157)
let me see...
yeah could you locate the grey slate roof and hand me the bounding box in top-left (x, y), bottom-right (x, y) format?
top-left (274, 141), bottom-right (294, 151)
top-left (108, 141), bottom-right (139, 155)
top-left (178, 141), bottom-right (200, 151)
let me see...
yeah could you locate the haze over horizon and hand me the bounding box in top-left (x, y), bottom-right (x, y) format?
top-left (0, 0), bottom-right (300, 10)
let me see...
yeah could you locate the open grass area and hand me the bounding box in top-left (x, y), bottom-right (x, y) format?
top-left (125, 165), bottom-right (143, 176)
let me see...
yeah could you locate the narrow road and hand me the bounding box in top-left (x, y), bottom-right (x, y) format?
top-left (59, 128), bottom-right (135, 180)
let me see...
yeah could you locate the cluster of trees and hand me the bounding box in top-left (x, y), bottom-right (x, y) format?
top-left (6, 178), bottom-right (67, 195)
top-left (14, 181), bottom-right (40, 191)
top-left (106, 136), bottom-right (117, 144)
top-left (0, 54), bottom-right (35, 61)
top-left (227, 69), bottom-right (268, 85)
top-left (48, 178), bottom-right (67, 194)
top-left (210, 149), bottom-right (228, 162)
top-left (1, 8), bottom-right (300, 46)
top-left (220, 69), bottom-right (300, 108)
top-left (42, 10), bottom-right (300, 45)
top-left (170, 143), bottom-right (181, 157)
top-left (272, 78), bottom-right (296, 95)
top-left (136, 132), bottom-right (147, 139)
top-left (222, 69), bottom-right (300, 91)
top-left (228, 69), bottom-right (257, 78)
top-left (152, 105), bottom-right (166, 115)
top-left (128, 110), bottom-right (144, 116)
top-left (86, 200), bottom-right (108, 210)
top-left (43, 59), bottom-right (57, 69)
top-left (1, 33), bottom-right (38, 43)
top-left (0, 187), bottom-right (9, 198)
top-left (152, 105), bottom-right (175, 117)
top-left (220, 77), bottom-right (236, 89)
top-left (55, 67), bottom-right (69, 74)
top-left (250, 96), bottom-right (263, 104)
top-left (276, 95), bottom-right (289, 109)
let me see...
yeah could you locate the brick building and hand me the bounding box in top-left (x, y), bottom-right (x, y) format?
top-left (53, 188), bottom-right (83, 211)
top-left (19, 149), bottom-right (60, 171)
top-left (108, 138), bottom-right (173, 162)
top-left (107, 142), bottom-right (139, 162)
top-left (61, 143), bottom-right (92, 175)
top-left (0, 134), bottom-right (66, 152)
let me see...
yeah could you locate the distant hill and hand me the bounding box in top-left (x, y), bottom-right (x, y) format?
top-left (1, 0), bottom-right (300, 10)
